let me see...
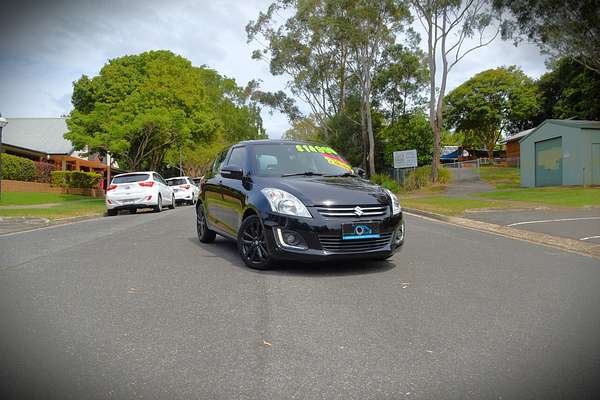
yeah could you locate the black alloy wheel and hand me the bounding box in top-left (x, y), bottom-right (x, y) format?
top-left (197, 203), bottom-right (216, 243)
top-left (238, 215), bottom-right (274, 270)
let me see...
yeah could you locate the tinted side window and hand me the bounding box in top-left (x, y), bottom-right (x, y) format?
top-left (227, 147), bottom-right (246, 169)
top-left (212, 150), bottom-right (228, 174)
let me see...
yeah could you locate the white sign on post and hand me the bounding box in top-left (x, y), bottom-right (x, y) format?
top-left (393, 149), bottom-right (418, 168)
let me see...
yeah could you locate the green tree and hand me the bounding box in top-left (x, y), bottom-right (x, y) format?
top-left (535, 58), bottom-right (600, 122)
top-left (247, 0), bottom-right (410, 176)
top-left (494, 0), bottom-right (600, 74)
top-left (67, 51), bottom-right (264, 172)
top-left (373, 41), bottom-right (429, 121)
top-left (283, 116), bottom-right (324, 142)
top-left (378, 111), bottom-right (434, 166)
top-left (410, 0), bottom-right (499, 181)
top-left (445, 66), bottom-right (541, 159)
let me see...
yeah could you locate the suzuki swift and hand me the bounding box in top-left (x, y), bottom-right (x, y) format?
top-left (196, 140), bottom-right (405, 269)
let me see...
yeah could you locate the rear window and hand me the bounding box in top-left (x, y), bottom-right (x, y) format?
top-left (112, 174), bottom-right (150, 184)
top-left (167, 178), bottom-right (188, 186)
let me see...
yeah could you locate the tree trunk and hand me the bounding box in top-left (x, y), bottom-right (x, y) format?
top-left (365, 96), bottom-right (376, 177)
top-left (360, 100), bottom-right (368, 172)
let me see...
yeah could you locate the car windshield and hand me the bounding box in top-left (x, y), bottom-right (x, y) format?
top-left (167, 178), bottom-right (187, 186)
top-left (253, 143), bottom-right (354, 177)
top-left (112, 174), bottom-right (150, 184)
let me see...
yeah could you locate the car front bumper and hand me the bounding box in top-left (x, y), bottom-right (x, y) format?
top-left (261, 209), bottom-right (404, 262)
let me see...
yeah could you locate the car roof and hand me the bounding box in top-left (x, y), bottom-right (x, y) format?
top-left (234, 139), bottom-right (322, 147)
top-left (113, 171), bottom-right (155, 178)
top-left (166, 176), bottom-right (190, 180)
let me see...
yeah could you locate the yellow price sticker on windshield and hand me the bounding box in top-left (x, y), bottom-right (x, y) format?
top-left (295, 144), bottom-right (338, 155)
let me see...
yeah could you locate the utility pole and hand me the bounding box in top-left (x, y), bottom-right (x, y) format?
top-left (0, 114), bottom-right (8, 201)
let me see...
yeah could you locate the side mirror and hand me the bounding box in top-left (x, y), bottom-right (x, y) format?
top-left (353, 167), bottom-right (366, 178)
top-left (221, 165), bottom-right (243, 180)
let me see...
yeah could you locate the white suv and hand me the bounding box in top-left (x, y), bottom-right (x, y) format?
top-left (166, 176), bottom-right (199, 205)
top-left (106, 172), bottom-right (175, 216)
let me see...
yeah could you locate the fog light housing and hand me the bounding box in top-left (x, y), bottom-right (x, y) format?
top-left (275, 227), bottom-right (308, 250)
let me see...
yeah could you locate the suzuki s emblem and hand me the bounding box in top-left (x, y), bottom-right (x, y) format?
top-left (354, 206), bottom-right (364, 216)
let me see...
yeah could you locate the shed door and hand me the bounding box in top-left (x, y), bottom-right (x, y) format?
top-left (592, 143), bottom-right (600, 185)
top-left (535, 137), bottom-right (562, 187)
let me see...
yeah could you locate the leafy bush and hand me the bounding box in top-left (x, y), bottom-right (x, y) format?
top-left (370, 173), bottom-right (401, 193)
top-left (51, 170), bottom-right (102, 188)
top-left (1, 153), bottom-right (36, 181)
top-left (33, 161), bottom-right (55, 183)
top-left (403, 165), bottom-right (451, 191)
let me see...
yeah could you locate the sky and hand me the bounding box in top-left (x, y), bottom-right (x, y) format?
top-left (0, 0), bottom-right (549, 138)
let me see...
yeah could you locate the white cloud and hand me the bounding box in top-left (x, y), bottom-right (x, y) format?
top-left (0, 0), bottom-right (548, 138)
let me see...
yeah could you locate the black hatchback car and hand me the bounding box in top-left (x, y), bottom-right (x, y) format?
top-left (196, 140), bottom-right (404, 269)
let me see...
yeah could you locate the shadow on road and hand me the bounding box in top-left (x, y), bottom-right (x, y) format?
top-left (187, 237), bottom-right (397, 277)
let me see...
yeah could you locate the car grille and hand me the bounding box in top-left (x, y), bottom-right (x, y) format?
top-left (316, 205), bottom-right (388, 218)
top-left (319, 232), bottom-right (393, 253)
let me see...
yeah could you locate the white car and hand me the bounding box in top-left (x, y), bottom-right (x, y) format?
top-left (106, 171), bottom-right (175, 216)
top-left (166, 176), bottom-right (199, 205)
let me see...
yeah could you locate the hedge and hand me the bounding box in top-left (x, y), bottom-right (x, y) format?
top-left (1, 153), bottom-right (36, 181)
top-left (51, 170), bottom-right (102, 188)
top-left (33, 161), bottom-right (55, 183)
top-left (370, 173), bottom-right (401, 193)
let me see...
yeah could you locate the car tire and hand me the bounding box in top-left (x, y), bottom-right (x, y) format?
top-left (237, 214), bottom-right (275, 270)
top-left (130, 208), bottom-right (137, 214)
top-left (196, 203), bottom-right (216, 243)
top-left (154, 194), bottom-right (163, 213)
top-left (107, 209), bottom-right (118, 217)
top-left (169, 194), bottom-right (176, 209)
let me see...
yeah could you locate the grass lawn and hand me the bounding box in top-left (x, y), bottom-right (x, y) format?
top-left (477, 187), bottom-right (600, 207)
top-left (479, 166), bottom-right (520, 189)
top-left (401, 196), bottom-right (505, 216)
top-left (0, 192), bottom-right (105, 219)
top-left (0, 192), bottom-right (93, 206)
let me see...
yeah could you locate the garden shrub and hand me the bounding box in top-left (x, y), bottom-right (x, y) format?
top-left (51, 170), bottom-right (101, 188)
top-left (403, 165), bottom-right (451, 191)
top-left (0, 153), bottom-right (36, 181)
top-left (33, 161), bottom-right (55, 183)
top-left (370, 173), bottom-right (401, 193)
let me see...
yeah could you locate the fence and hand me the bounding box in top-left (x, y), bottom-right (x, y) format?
top-left (0, 179), bottom-right (105, 198)
top-left (441, 159), bottom-right (481, 182)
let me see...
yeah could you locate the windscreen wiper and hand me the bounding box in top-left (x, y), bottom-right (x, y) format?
top-left (281, 171), bottom-right (324, 177)
top-left (323, 172), bottom-right (357, 177)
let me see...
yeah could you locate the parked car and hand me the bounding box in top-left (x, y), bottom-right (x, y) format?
top-left (106, 171), bottom-right (175, 216)
top-left (196, 140), bottom-right (404, 269)
top-left (192, 176), bottom-right (204, 186)
top-left (166, 176), bottom-right (199, 205)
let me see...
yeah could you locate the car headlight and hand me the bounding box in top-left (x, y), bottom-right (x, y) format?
top-left (261, 188), bottom-right (312, 218)
top-left (384, 188), bottom-right (401, 215)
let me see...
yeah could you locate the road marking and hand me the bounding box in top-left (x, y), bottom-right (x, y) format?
top-left (580, 235), bottom-right (600, 241)
top-left (507, 217), bottom-right (600, 227)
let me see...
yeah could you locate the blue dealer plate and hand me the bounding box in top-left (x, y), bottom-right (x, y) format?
top-left (342, 223), bottom-right (381, 240)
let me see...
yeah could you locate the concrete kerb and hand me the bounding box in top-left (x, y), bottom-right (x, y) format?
top-left (404, 207), bottom-right (600, 260)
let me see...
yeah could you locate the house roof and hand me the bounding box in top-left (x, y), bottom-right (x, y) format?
top-left (503, 128), bottom-right (535, 144)
top-left (518, 119), bottom-right (600, 144)
top-left (544, 119), bottom-right (600, 129)
top-left (2, 117), bottom-right (73, 155)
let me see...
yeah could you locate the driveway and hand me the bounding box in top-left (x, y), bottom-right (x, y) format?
top-left (1, 207), bottom-right (599, 399)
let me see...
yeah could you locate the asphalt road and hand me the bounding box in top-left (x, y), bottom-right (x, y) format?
top-left (1, 206), bottom-right (599, 399)
top-left (466, 208), bottom-right (600, 244)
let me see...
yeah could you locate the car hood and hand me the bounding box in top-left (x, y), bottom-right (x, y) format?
top-left (256, 176), bottom-right (390, 206)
